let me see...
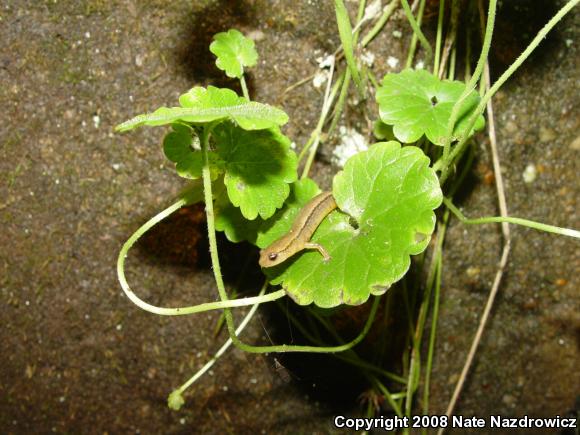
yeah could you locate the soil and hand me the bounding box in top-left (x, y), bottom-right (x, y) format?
top-left (0, 1), bottom-right (578, 434)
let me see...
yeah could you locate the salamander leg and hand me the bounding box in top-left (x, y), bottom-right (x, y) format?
top-left (305, 242), bottom-right (331, 262)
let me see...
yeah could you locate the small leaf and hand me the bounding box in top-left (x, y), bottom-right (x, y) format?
top-left (163, 126), bottom-right (195, 163)
top-left (265, 142), bottom-right (442, 308)
top-left (210, 29), bottom-right (258, 79)
top-left (213, 123), bottom-right (298, 220)
top-left (116, 86), bottom-right (288, 132)
top-left (376, 69), bottom-right (485, 145)
top-left (162, 125), bottom-right (220, 179)
top-left (215, 178), bottom-right (320, 245)
top-left (372, 120), bottom-right (396, 141)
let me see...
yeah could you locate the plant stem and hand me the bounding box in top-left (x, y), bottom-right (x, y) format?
top-left (405, 0), bottom-right (427, 68)
top-left (361, 0), bottom-right (400, 48)
top-left (421, 211), bottom-right (447, 422)
top-left (443, 198), bottom-right (580, 238)
top-left (334, 0), bottom-right (365, 96)
top-left (373, 378), bottom-right (403, 417)
top-left (327, 69), bottom-right (352, 137)
top-left (300, 69), bottom-right (344, 178)
top-left (400, 0), bottom-right (432, 62)
top-left (433, 0), bottom-right (445, 74)
top-left (116, 191), bottom-right (286, 316)
top-left (441, 0), bottom-right (497, 164)
top-left (286, 305), bottom-right (406, 384)
top-left (439, 68), bottom-right (511, 432)
top-left (437, 0), bottom-right (459, 79)
top-left (240, 74), bottom-right (250, 100)
top-left (172, 280), bottom-right (269, 398)
top-left (404, 211), bottom-right (448, 422)
top-left (441, 0), bottom-right (579, 183)
top-left (310, 309), bottom-right (407, 385)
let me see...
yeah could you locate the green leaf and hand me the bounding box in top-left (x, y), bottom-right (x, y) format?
top-left (213, 123), bottom-right (298, 220)
top-left (115, 86), bottom-right (288, 132)
top-left (334, 0), bottom-right (364, 95)
top-left (372, 120), bottom-right (396, 141)
top-left (215, 178), bottom-right (320, 245)
top-left (376, 69), bottom-right (485, 145)
top-left (265, 141), bottom-right (442, 308)
top-left (210, 29), bottom-right (258, 79)
top-left (162, 124), bottom-right (220, 179)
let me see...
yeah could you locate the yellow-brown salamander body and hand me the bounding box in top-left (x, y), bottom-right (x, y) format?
top-left (259, 191), bottom-right (337, 267)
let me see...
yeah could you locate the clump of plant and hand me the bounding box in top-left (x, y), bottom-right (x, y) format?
top-left (116, 0), bottom-right (579, 424)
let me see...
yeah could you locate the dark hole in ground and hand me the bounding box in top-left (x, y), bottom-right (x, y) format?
top-left (172, 0), bottom-right (257, 97)
top-left (259, 283), bottom-right (415, 413)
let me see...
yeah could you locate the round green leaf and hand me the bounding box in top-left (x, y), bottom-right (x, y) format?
top-left (115, 86), bottom-right (288, 132)
top-left (210, 29), bottom-right (258, 79)
top-left (215, 178), bottom-right (320, 245)
top-left (265, 141), bottom-right (442, 308)
top-left (376, 69), bottom-right (485, 145)
top-left (213, 123), bottom-right (298, 220)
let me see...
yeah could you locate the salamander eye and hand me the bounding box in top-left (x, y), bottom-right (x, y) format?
top-left (268, 252), bottom-right (278, 261)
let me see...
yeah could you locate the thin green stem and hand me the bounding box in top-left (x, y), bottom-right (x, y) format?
top-left (239, 295), bottom-right (382, 354)
top-left (297, 66), bottom-right (342, 165)
top-left (286, 305), bottom-right (406, 384)
top-left (334, 0), bottom-right (365, 96)
top-left (441, 0), bottom-right (496, 163)
top-left (422, 211), bottom-right (447, 420)
top-left (433, 0), bottom-right (445, 74)
top-left (310, 309), bottom-right (407, 385)
top-left (301, 70), bottom-right (345, 178)
top-left (327, 69), bottom-right (352, 137)
top-left (116, 193), bottom-right (286, 316)
top-left (240, 74), bottom-right (250, 100)
top-left (172, 281), bottom-right (269, 398)
top-left (441, 0), bottom-right (579, 183)
top-left (356, 0), bottom-right (367, 23)
top-left (405, 0), bottom-right (427, 68)
top-left (437, 0), bottom-right (459, 79)
top-left (361, 0), bottom-right (400, 48)
top-left (443, 198), bottom-right (580, 239)
top-left (404, 215), bottom-right (448, 421)
top-left (373, 378), bottom-right (403, 417)
top-left (400, 0), bottom-right (432, 62)
top-left (447, 45), bottom-right (456, 80)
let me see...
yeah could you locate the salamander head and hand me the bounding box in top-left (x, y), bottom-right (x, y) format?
top-left (259, 249), bottom-right (285, 268)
